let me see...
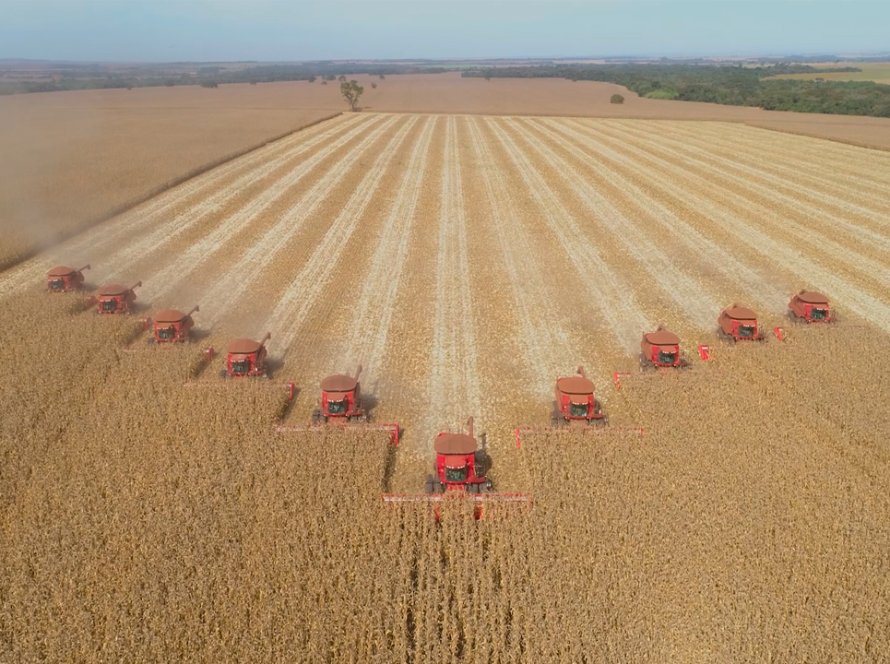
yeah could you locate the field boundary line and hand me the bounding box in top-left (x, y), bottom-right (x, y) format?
top-left (0, 113), bottom-right (356, 300)
top-left (0, 112), bottom-right (344, 274)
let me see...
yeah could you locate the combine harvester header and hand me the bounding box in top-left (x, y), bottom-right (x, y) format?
top-left (384, 417), bottom-right (531, 521)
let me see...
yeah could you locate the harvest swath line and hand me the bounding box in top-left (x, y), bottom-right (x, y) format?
top-left (642, 122), bottom-right (890, 217)
top-left (686, 121), bottom-right (890, 188)
top-left (332, 117), bottom-right (437, 389)
top-left (0, 114), bottom-right (367, 301)
top-left (598, 121), bottom-right (890, 259)
top-left (427, 117), bottom-right (483, 437)
top-left (187, 115), bottom-right (403, 326)
top-left (502, 117), bottom-right (720, 332)
top-left (488, 117), bottom-right (653, 353)
top-left (466, 117), bottom-right (576, 396)
top-left (557, 120), bottom-right (890, 329)
top-left (574, 119), bottom-right (890, 298)
top-left (537, 118), bottom-right (789, 310)
top-left (131, 115), bottom-right (392, 305)
top-left (265, 116), bottom-right (421, 354)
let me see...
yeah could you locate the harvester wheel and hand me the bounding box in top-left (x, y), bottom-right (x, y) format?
top-left (311, 410), bottom-right (324, 426)
top-left (219, 369), bottom-right (228, 380)
top-left (425, 476), bottom-right (437, 494)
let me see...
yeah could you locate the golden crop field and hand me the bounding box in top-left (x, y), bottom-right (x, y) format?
top-left (2, 112), bottom-right (890, 661)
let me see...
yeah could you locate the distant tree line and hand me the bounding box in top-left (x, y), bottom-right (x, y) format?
top-left (463, 63), bottom-right (890, 117)
top-left (0, 63), bottom-right (445, 96)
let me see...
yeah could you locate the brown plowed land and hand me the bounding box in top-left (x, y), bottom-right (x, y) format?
top-left (2, 113), bottom-right (890, 660)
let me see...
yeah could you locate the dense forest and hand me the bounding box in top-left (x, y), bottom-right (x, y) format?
top-left (462, 63), bottom-right (890, 117)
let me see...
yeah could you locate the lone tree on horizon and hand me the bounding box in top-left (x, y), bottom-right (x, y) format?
top-left (340, 79), bottom-right (364, 112)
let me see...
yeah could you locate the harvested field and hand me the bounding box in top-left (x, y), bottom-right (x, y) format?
top-left (2, 112), bottom-right (890, 660)
top-left (4, 73), bottom-right (890, 269)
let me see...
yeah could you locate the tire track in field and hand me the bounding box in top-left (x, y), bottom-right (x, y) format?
top-left (503, 117), bottom-right (720, 332)
top-left (264, 117), bottom-right (421, 354)
top-left (0, 114), bottom-right (365, 300)
top-left (326, 117), bottom-right (437, 385)
top-left (599, 121), bottom-right (890, 253)
top-left (425, 116), bottom-right (483, 439)
top-left (113, 115), bottom-right (389, 303)
top-left (570, 119), bottom-right (890, 296)
top-left (465, 117), bottom-right (577, 394)
top-left (645, 122), bottom-right (890, 214)
top-left (485, 117), bottom-right (651, 354)
top-left (534, 118), bottom-right (791, 310)
top-left (553, 121), bottom-right (890, 330)
top-left (147, 115), bottom-right (401, 320)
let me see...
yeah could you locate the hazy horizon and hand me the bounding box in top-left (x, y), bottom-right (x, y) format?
top-left (2, 1), bottom-right (888, 62)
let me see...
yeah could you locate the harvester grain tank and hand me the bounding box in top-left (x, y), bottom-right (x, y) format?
top-left (46, 264), bottom-right (90, 292)
top-left (718, 305), bottom-right (765, 342)
top-left (788, 291), bottom-right (831, 323)
top-left (551, 367), bottom-right (606, 426)
top-left (640, 326), bottom-right (688, 369)
top-left (312, 365), bottom-right (366, 423)
top-left (149, 306), bottom-right (198, 344)
top-left (221, 333), bottom-right (271, 378)
top-left (96, 282), bottom-right (141, 314)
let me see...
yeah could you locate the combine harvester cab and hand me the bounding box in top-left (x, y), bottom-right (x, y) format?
top-left (427, 417), bottom-right (492, 495)
top-left (46, 264), bottom-right (90, 293)
top-left (640, 326), bottom-right (689, 370)
top-left (148, 306), bottom-right (199, 344)
top-left (789, 290), bottom-right (832, 324)
top-left (311, 365), bottom-right (367, 424)
top-left (551, 367), bottom-right (607, 427)
top-left (384, 417), bottom-right (530, 521)
top-left (96, 281), bottom-right (141, 314)
top-left (220, 333), bottom-right (271, 378)
top-left (718, 305), bottom-right (766, 342)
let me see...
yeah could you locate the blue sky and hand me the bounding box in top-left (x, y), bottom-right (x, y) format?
top-left (2, 1), bottom-right (887, 62)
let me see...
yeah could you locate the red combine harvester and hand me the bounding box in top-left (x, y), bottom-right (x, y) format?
top-left (275, 366), bottom-right (398, 444)
top-left (640, 326), bottom-right (689, 369)
top-left (312, 365), bottom-right (366, 424)
top-left (789, 291), bottom-right (832, 323)
top-left (148, 306), bottom-right (199, 344)
top-left (718, 305), bottom-right (766, 342)
top-left (46, 264), bottom-right (90, 292)
top-left (384, 417), bottom-right (530, 520)
top-left (221, 333), bottom-right (271, 378)
top-left (96, 282), bottom-right (141, 314)
top-left (551, 367), bottom-right (606, 427)
top-left (427, 417), bottom-right (492, 495)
